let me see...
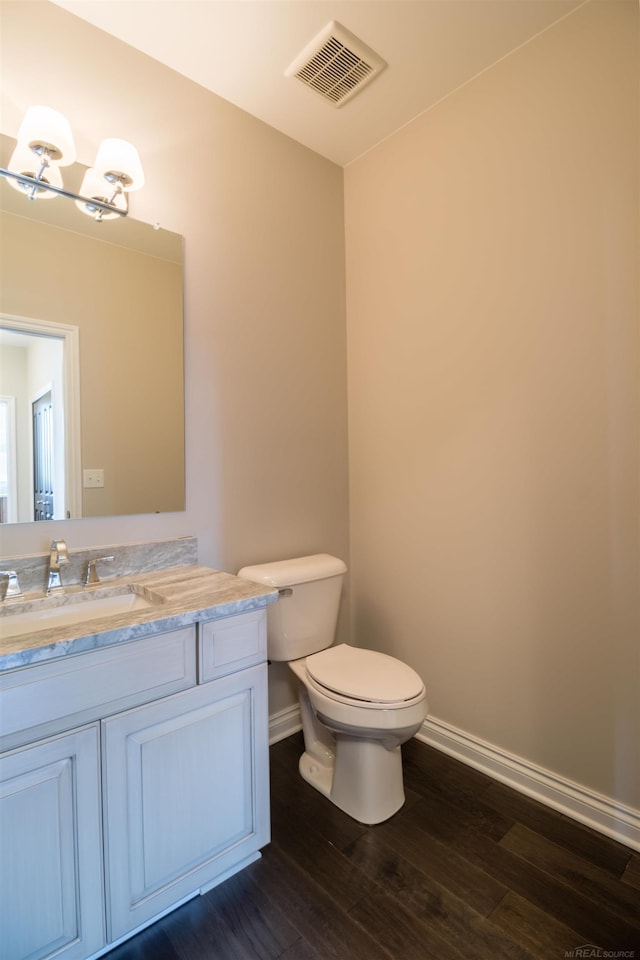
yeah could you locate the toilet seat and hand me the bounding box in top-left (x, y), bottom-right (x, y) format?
top-left (305, 644), bottom-right (425, 707)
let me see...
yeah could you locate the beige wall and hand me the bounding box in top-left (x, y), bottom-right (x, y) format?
top-left (0, 0), bottom-right (349, 713)
top-left (345, 0), bottom-right (639, 806)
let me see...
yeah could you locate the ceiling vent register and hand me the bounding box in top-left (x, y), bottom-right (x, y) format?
top-left (285, 21), bottom-right (387, 107)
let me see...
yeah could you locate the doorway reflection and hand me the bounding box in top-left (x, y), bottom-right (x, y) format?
top-left (0, 317), bottom-right (80, 523)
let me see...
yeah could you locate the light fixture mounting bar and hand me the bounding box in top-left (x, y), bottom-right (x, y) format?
top-left (0, 166), bottom-right (129, 217)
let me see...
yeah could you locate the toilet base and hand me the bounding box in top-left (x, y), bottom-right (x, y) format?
top-left (299, 735), bottom-right (406, 825)
top-left (298, 750), bottom-right (334, 800)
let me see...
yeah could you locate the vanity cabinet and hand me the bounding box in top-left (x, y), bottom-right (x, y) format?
top-left (0, 725), bottom-right (105, 960)
top-left (0, 626), bottom-right (196, 754)
top-left (103, 662), bottom-right (269, 940)
top-left (0, 610), bottom-right (270, 960)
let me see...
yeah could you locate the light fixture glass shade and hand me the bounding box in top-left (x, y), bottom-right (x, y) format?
top-left (94, 138), bottom-right (144, 191)
top-left (16, 106), bottom-right (77, 166)
top-left (75, 168), bottom-right (127, 219)
top-left (7, 144), bottom-right (63, 199)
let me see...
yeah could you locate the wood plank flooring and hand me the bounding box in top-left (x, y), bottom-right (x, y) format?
top-left (108, 733), bottom-right (640, 960)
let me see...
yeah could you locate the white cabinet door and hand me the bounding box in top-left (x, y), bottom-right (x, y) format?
top-left (102, 663), bottom-right (269, 941)
top-left (0, 726), bottom-right (105, 960)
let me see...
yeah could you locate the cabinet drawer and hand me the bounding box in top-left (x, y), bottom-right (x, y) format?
top-left (0, 627), bottom-right (196, 752)
top-left (198, 610), bottom-right (266, 682)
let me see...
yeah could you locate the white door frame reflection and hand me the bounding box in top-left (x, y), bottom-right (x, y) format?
top-left (0, 313), bottom-right (81, 523)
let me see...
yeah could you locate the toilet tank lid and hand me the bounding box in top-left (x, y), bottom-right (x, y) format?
top-left (237, 554), bottom-right (347, 587)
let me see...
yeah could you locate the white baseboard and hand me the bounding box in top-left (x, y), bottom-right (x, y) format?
top-left (417, 715), bottom-right (640, 853)
top-left (269, 705), bottom-right (640, 851)
top-left (268, 703), bottom-right (302, 745)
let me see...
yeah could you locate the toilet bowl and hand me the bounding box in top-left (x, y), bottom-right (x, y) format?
top-left (237, 554), bottom-right (428, 824)
top-left (290, 644), bottom-right (427, 823)
top-left (301, 644), bottom-right (427, 739)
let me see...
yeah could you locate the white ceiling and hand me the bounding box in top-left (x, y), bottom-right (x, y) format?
top-left (52, 0), bottom-right (584, 167)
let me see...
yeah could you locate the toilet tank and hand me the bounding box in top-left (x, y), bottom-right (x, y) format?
top-left (237, 554), bottom-right (347, 662)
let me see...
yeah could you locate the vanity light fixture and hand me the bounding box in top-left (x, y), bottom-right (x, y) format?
top-left (0, 106), bottom-right (144, 221)
top-left (75, 167), bottom-right (128, 220)
top-left (5, 143), bottom-right (64, 200)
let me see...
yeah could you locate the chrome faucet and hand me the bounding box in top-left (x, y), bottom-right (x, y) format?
top-left (47, 539), bottom-right (70, 594)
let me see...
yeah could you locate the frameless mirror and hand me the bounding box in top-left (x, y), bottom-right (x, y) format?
top-left (0, 135), bottom-right (185, 523)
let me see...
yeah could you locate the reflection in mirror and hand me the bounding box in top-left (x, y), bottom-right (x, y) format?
top-left (0, 317), bottom-right (80, 523)
top-left (0, 136), bottom-right (185, 524)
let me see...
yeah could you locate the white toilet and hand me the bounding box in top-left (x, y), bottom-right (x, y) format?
top-left (237, 554), bottom-right (428, 825)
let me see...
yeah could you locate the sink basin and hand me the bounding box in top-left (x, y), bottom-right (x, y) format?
top-left (0, 586), bottom-right (163, 640)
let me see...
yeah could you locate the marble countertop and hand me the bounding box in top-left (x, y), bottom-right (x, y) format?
top-left (0, 565), bottom-right (278, 671)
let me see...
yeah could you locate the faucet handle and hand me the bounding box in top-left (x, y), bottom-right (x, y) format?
top-left (84, 555), bottom-right (115, 586)
top-left (0, 570), bottom-right (23, 601)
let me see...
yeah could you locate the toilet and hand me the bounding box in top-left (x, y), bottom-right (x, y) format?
top-left (237, 554), bottom-right (428, 825)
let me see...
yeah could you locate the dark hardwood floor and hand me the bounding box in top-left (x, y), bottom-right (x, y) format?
top-left (109, 733), bottom-right (640, 960)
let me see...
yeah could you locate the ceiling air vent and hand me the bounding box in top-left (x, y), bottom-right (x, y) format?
top-left (285, 21), bottom-right (387, 108)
